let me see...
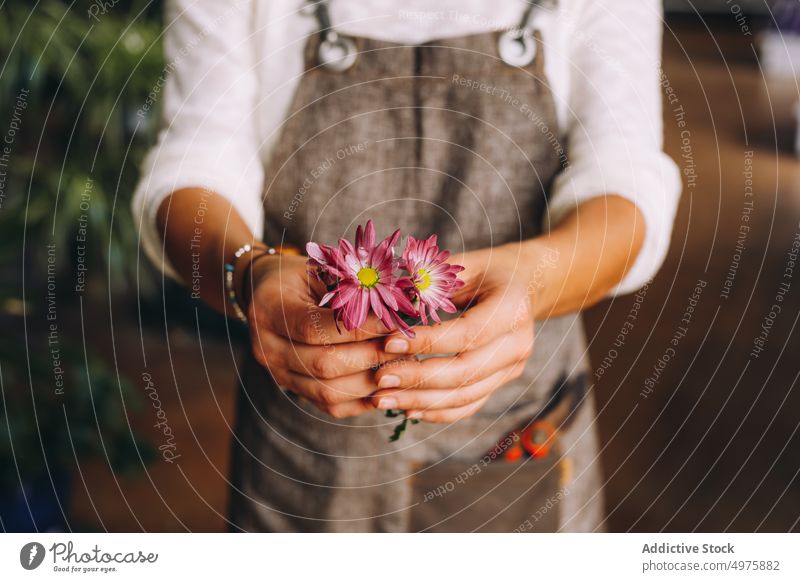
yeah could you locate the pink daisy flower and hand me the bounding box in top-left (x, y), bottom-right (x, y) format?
top-left (401, 234), bottom-right (465, 325)
top-left (306, 220), bottom-right (418, 336)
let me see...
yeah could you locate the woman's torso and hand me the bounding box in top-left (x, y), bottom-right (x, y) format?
top-left (248, 0), bottom-right (576, 174)
top-left (256, 0), bottom-right (589, 446)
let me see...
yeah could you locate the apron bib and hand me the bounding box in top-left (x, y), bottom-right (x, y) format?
top-left (229, 1), bottom-right (603, 532)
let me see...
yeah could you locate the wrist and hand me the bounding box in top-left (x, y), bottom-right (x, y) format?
top-left (515, 238), bottom-right (564, 320)
top-left (231, 243), bottom-right (267, 301)
top-left (223, 242), bottom-right (266, 323)
top-left (234, 243), bottom-right (303, 319)
top-left (240, 252), bottom-right (282, 315)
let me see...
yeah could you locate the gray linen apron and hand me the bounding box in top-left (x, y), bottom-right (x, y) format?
top-left (229, 3), bottom-right (604, 532)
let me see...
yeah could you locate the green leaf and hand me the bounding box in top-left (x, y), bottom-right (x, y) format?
top-left (389, 418), bottom-right (408, 442)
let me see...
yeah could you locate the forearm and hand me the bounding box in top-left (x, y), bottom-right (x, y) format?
top-left (523, 194), bottom-right (646, 319)
top-left (155, 187), bottom-right (258, 314)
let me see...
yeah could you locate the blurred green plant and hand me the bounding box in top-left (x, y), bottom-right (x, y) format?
top-left (0, 1), bottom-right (164, 517)
top-left (0, 339), bottom-right (154, 495)
top-left (0, 0), bottom-right (164, 292)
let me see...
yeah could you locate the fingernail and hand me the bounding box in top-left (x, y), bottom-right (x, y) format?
top-left (377, 397), bottom-right (398, 410)
top-left (407, 410), bottom-right (423, 420)
top-left (385, 339), bottom-right (409, 354)
top-left (378, 374), bottom-right (401, 388)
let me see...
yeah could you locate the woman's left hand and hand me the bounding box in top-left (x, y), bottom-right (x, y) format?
top-left (371, 242), bottom-right (556, 423)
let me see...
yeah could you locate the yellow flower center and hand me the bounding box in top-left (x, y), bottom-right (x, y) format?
top-left (416, 268), bottom-right (432, 292)
top-left (357, 266), bottom-right (380, 288)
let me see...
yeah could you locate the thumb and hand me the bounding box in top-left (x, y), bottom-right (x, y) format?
top-left (448, 249), bottom-right (491, 308)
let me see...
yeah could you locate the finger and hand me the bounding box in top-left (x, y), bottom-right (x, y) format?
top-left (372, 363), bottom-right (525, 412)
top-left (307, 396), bottom-right (375, 419)
top-left (408, 395), bottom-right (491, 424)
top-left (250, 320), bottom-right (286, 372)
top-left (251, 328), bottom-right (389, 411)
top-left (255, 292), bottom-right (390, 345)
top-left (374, 328), bottom-right (533, 390)
top-left (441, 248), bottom-right (487, 295)
top-left (280, 368), bottom-right (378, 406)
top-left (255, 327), bottom-right (406, 379)
top-left (382, 290), bottom-right (529, 355)
top-left (447, 247), bottom-right (526, 307)
top-left (252, 350), bottom-right (375, 419)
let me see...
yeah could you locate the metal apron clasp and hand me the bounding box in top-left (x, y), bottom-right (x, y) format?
top-left (498, 0), bottom-right (551, 67)
top-left (304, 0), bottom-right (357, 72)
top-left (306, 0), bottom-right (547, 71)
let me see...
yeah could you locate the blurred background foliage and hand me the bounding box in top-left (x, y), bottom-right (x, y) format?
top-left (0, 0), bottom-right (164, 530)
top-left (0, 0), bottom-right (162, 292)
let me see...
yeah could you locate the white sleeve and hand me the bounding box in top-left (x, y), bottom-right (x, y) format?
top-left (546, 0), bottom-right (682, 296)
top-left (131, 0), bottom-right (264, 281)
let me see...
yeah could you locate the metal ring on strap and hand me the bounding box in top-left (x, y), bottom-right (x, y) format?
top-left (497, 27), bottom-right (537, 67)
top-left (307, 0), bottom-right (357, 72)
top-left (318, 31), bottom-right (357, 72)
top-left (497, 0), bottom-right (544, 68)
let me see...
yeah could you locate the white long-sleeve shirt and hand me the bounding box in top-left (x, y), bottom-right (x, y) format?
top-left (133, 0), bottom-right (681, 295)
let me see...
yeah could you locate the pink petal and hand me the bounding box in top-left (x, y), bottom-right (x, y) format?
top-left (319, 290), bottom-right (337, 307)
top-left (339, 238), bottom-right (355, 257)
top-left (369, 288), bottom-right (384, 320)
top-left (378, 308), bottom-right (396, 332)
top-left (356, 289), bottom-right (370, 328)
top-left (393, 289), bottom-right (418, 316)
top-left (363, 220), bottom-right (376, 249)
top-left (355, 223), bottom-right (365, 249)
top-left (387, 228), bottom-right (401, 249)
top-left (375, 283), bottom-right (399, 311)
top-left (390, 311), bottom-right (416, 338)
top-left (418, 303), bottom-right (429, 325)
top-left (331, 284), bottom-right (359, 309)
top-left (345, 254), bottom-right (362, 277)
top-left (306, 242), bottom-right (325, 262)
top-left (341, 292), bottom-right (362, 330)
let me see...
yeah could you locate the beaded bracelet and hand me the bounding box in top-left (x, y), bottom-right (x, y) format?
top-left (224, 243), bottom-right (299, 323)
top-left (224, 244), bottom-right (269, 323)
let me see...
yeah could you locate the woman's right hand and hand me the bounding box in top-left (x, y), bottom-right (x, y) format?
top-left (247, 254), bottom-right (399, 418)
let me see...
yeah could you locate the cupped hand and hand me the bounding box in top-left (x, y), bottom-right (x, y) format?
top-left (247, 254), bottom-right (399, 418)
top-left (371, 243), bottom-right (555, 423)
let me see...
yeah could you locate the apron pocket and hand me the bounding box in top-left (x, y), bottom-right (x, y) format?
top-left (409, 448), bottom-right (565, 532)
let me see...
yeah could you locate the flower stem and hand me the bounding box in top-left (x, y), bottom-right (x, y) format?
top-left (386, 410), bottom-right (419, 441)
